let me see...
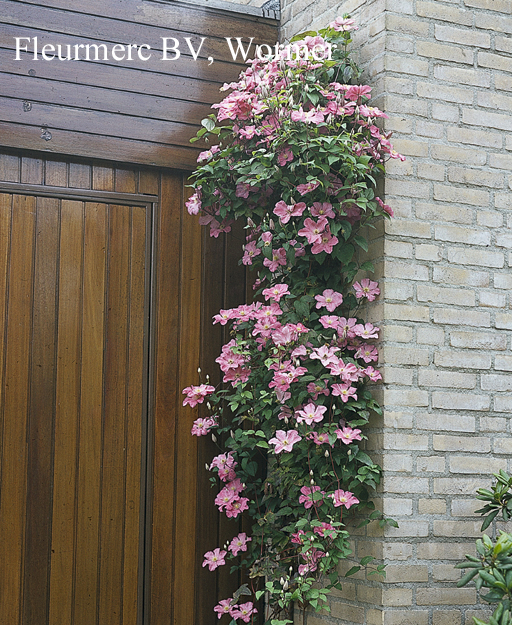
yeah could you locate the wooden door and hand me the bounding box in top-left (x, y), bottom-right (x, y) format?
top-left (0, 158), bottom-right (153, 625)
top-left (0, 152), bottom-right (246, 625)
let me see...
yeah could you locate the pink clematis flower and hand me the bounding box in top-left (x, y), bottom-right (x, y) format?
top-left (355, 344), bottom-right (379, 363)
top-left (365, 366), bottom-right (383, 382)
top-left (307, 381), bottom-right (330, 400)
top-left (319, 315), bottom-right (340, 330)
top-left (311, 431), bottom-right (331, 445)
top-left (264, 248), bottom-right (287, 272)
top-left (202, 548), bottom-right (227, 571)
top-left (311, 230), bottom-right (339, 254)
top-left (278, 147), bottom-right (293, 166)
top-left (353, 279), bottom-right (380, 301)
top-left (273, 200), bottom-right (307, 224)
top-left (345, 84), bottom-right (371, 102)
top-left (298, 217), bottom-right (327, 243)
top-left (355, 322), bottom-right (379, 340)
top-left (235, 182), bottom-right (251, 198)
top-left (331, 383), bottom-right (357, 403)
top-left (262, 283), bottom-right (290, 302)
top-left (182, 384), bottom-right (215, 407)
top-left (296, 403), bottom-right (327, 425)
top-left (329, 17), bottom-right (358, 32)
top-left (230, 602), bottom-right (257, 623)
top-left (242, 241), bottom-right (261, 266)
top-left (268, 429), bottom-right (302, 453)
top-left (299, 485), bottom-right (324, 509)
top-left (228, 532), bottom-right (252, 556)
top-left (213, 309), bottom-right (232, 325)
top-left (225, 496), bottom-right (249, 518)
top-left (315, 289), bottom-right (344, 312)
top-left (291, 107), bottom-right (325, 124)
top-left (310, 202), bottom-right (335, 218)
top-left (336, 426), bottom-right (362, 445)
top-left (310, 345), bottom-right (340, 367)
top-left (376, 196), bottom-right (394, 217)
top-left (185, 191), bottom-right (201, 215)
top-left (191, 417), bottom-right (216, 436)
top-left (296, 181), bottom-right (320, 196)
top-left (332, 489), bottom-right (359, 509)
top-left (214, 599), bottom-right (233, 619)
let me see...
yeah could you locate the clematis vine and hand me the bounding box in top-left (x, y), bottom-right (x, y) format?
top-left (183, 16), bottom-right (400, 624)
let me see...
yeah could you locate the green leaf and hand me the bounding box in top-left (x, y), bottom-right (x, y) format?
top-left (355, 451), bottom-right (373, 466)
top-left (482, 509), bottom-right (500, 531)
top-left (201, 117), bottom-right (216, 132)
top-left (353, 235), bottom-right (368, 252)
top-left (360, 261), bottom-right (375, 272)
top-left (345, 566), bottom-right (360, 577)
top-left (457, 569), bottom-right (479, 587)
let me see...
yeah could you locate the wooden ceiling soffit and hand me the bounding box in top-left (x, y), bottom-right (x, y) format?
top-left (0, 0), bottom-right (279, 169)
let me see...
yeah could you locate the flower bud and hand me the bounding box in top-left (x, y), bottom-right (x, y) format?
top-left (325, 449), bottom-right (329, 457)
top-left (206, 374), bottom-right (210, 382)
top-left (207, 402), bottom-right (211, 410)
top-left (230, 430), bottom-right (235, 439)
top-left (205, 463), bottom-right (209, 470)
top-left (310, 478), bottom-right (315, 485)
top-left (325, 552), bottom-right (329, 557)
top-left (197, 367), bottom-right (201, 374)
top-left (347, 449), bottom-right (352, 455)
top-left (211, 434), bottom-right (217, 443)
top-left (310, 470), bottom-right (314, 476)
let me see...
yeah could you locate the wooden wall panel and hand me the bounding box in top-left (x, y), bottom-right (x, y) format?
top-left (23, 196), bottom-right (60, 625)
top-left (0, 0), bottom-right (279, 169)
top-left (0, 153), bottom-right (250, 625)
top-left (74, 201), bottom-right (107, 625)
top-left (49, 199), bottom-right (84, 625)
top-left (0, 193), bottom-right (36, 624)
top-left (150, 171), bottom-right (182, 625)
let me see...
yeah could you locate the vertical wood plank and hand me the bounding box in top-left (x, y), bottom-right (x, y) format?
top-left (48, 200), bottom-right (84, 625)
top-left (23, 196), bottom-right (60, 625)
top-left (74, 202), bottom-right (107, 625)
top-left (115, 168), bottom-right (137, 194)
top-left (173, 180), bottom-right (202, 625)
top-left (21, 157), bottom-right (43, 184)
top-left (69, 163), bottom-right (92, 189)
top-left (0, 194), bottom-right (36, 625)
top-left (0, 196), bottom-right (11, 412)
top-left (45, 159), bottom-right (68, 187)
top-left (98, 204), bottom-right (129, 625)
top-left (217, 221), bottom-right (248, 604)
top-left (196, 216), bottom-right (225, 625)
top-left (92, 166), bottom-right (114, 192)
top-left (138, 170), bottom-right (159, 196)
top-left (0, 194), bottom-right (12, 571)
top-left (122, 206), bottom-right (147, 625)
top-left (0, 154), bottom-right (20, 182)
top-left (150, 172), bottom-right (182, 625)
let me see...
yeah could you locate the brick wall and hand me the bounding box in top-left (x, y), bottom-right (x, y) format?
top-left (282, 1), bottom-right (512, 624)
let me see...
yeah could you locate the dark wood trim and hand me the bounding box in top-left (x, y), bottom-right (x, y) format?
top-left (0, 181), bottom-right (157, 205)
